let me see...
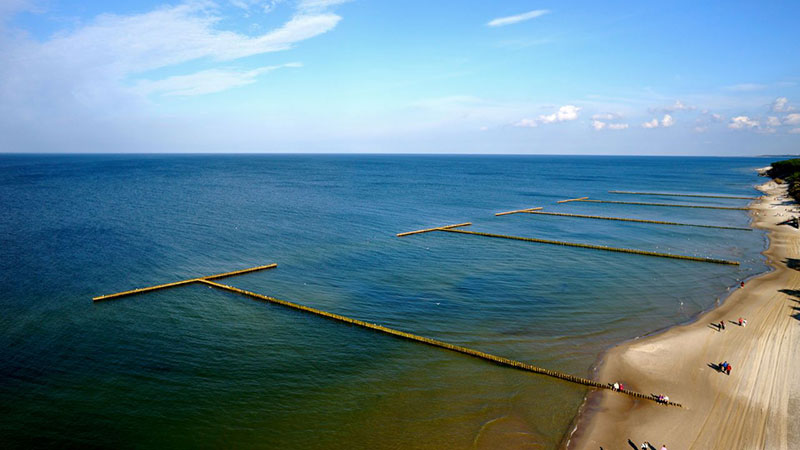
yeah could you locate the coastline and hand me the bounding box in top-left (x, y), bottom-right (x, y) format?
top-left (567, 178), bottom-right (800, 449)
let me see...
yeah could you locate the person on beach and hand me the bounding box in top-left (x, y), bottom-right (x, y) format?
top-left (641, 441), bottom-right (649, 450)
top-left (612, 382), bottom-right (619, 391)
top-left (720, 320), bottom-right (725, 330)
top-left (726, 363), bottom-right (732, 375)
top-left (741, 281), bottom-right (745, 288)
top-left (738, 317), bottom-right (743, 326)
top-left (661, 445), bottom-right (667, 450)
top-left (743, 319), bottom-right (747, 327)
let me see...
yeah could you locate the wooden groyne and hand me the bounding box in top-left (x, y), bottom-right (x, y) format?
top-left (524, 211), bottom-right (752, 231)
top-left (198, 278), bottom-right (682, 407)
top-left (495, 207), bottom-right (543, 216)
top-left (92, 264), bottom-right (278, 301)
top-left (396, 222), bottom-right (472, 237)
top-left (561, 198), bottom-right (748, 210)
top-left (557, 196), bottom-right (588, 204)
top-left (437, 229), bottom-right (739, 265)
top-left (609, 190), bottom-right (758, 200)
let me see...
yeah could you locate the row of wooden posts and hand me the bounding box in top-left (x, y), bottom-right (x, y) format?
top-left (94, 190), bottom-right (755, 408)
top-left (94, 265), bottom-right (682, 407)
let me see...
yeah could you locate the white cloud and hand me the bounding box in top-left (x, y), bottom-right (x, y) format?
top-left (641, 114), bottom-right (672, 129)
top-left (728, 116), bottom-right (759, 130)
top-left (694, 126), bottom-right (708, 133)
top-left (135, 63), bottom-right (301, 96)
top-left (514, 105), bottom-right (580, 128)
top-left (514, 118), bottom-right (539, 128)
top-left (789, 128), bottom-right (800, 134)
top-left (592, 119), bottom-right (627, 130)
top-left (772, 97), bottom-right (794, 113)
top-left (487, 9), bottom-right (550, 27)
top-left (784, 113), bottom-right (800, 125)
top-left (540, 105), bottom-right (580, 123)
top-left (766, 116), bottom-right (781, 127)
top-left (641, 118), bottom-right (659, 129)
top-left (592, 112), bottom-right (620, 120)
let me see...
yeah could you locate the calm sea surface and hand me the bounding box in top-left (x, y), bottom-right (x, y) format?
top-left (0, 155), bottom-right (772, 449)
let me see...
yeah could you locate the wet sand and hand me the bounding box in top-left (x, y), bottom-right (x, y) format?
top-left (568, 179), bottom-right (800, 450)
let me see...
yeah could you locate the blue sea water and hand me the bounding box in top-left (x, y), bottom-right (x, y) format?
top-left (0, 155), bottom-right (773, 448)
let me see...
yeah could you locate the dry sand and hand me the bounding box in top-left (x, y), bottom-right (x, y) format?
top-left (567, 179), bottom-right (800, 450)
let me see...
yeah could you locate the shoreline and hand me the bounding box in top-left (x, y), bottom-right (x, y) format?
top-left (566, 177), bottom-right (800, 449)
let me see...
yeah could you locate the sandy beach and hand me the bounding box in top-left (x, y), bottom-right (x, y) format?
top-left (568, 178), bottom-right (800, 450)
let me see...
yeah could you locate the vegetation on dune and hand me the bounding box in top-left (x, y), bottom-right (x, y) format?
top-left (768, 159), bottom-right (800, 202)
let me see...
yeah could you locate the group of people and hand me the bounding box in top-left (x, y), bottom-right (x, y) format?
top-left (717, 317), bottom-right (748, 331)
top-left (611, 382), bottom-right (625, 391)
top-left (639, 442), bottom-right (668, 450)
top-left (656, 394), bottom-right (670, 404)
top-left (718, 361), bottom-right (732, 375)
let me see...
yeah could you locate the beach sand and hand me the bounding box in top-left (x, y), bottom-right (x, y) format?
top-left (568, 179), bottom-right (800, 450)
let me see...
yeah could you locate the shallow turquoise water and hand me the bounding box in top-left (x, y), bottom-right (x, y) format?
top-left (0, 155), bottom-right (772, 448)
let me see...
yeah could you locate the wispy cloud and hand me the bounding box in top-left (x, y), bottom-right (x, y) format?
top-left (299, 0), bottom-right (352, 13)
top-left (723, 83), bottom-right (767, 92)
top-left (135, 63), bottom-right (301, 96)
top-left (487, 9), bottom-right (549, 27)
top-left (649, 100), bottom-right (695, 114)
top-left (0, 2), bottom-right (344, 106)
top-left (592, 112), bottom-right (621, 121)
top-left (785, 113), bottom-right (800, 125)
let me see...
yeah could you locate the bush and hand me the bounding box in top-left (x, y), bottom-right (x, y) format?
top-left (769, 159), bottom-right (800, 202)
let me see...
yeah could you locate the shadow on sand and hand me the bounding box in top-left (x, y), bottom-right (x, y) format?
top-left (784, 258), bottom-right (800, 271)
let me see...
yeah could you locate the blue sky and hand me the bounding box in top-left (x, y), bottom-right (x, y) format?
top-left (1, 0), bottom-right (799, 154)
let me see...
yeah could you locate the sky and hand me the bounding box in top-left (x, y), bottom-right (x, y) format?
top-left (1, 0), bottom-right (799, 155)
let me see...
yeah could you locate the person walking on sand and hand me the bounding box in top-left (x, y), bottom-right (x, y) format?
top-left (740, 281), bottom-right (745, 288)
top-left (720, 320), bottom-right (725, 330)
top-left (661, 445), bottom-right (667, 450)
top-left (726, 363), bottom-right (732, 375)
top-left (641, 441), bottom-right (648, 450)
top-left (738, 317), bottom-right (743, 326)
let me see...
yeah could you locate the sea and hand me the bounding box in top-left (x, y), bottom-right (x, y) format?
top-left (0, 154), bottom-right (774, 449)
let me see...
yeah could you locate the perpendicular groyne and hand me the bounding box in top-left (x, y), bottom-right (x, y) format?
top-left (92, 266), bottom-right (682, 407)
top-left (398, 223), bottom-right (739, 265)
top-left (522, 211), bottom-right (752, 231)
top-left (92, 263), bottom-right (278, 301)
top-left (609, 190), bottom-right (758, 200)
top-left (557, 198), bottom-right (748, 210)
top-left (196, 278), bottom-right (682, 407)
